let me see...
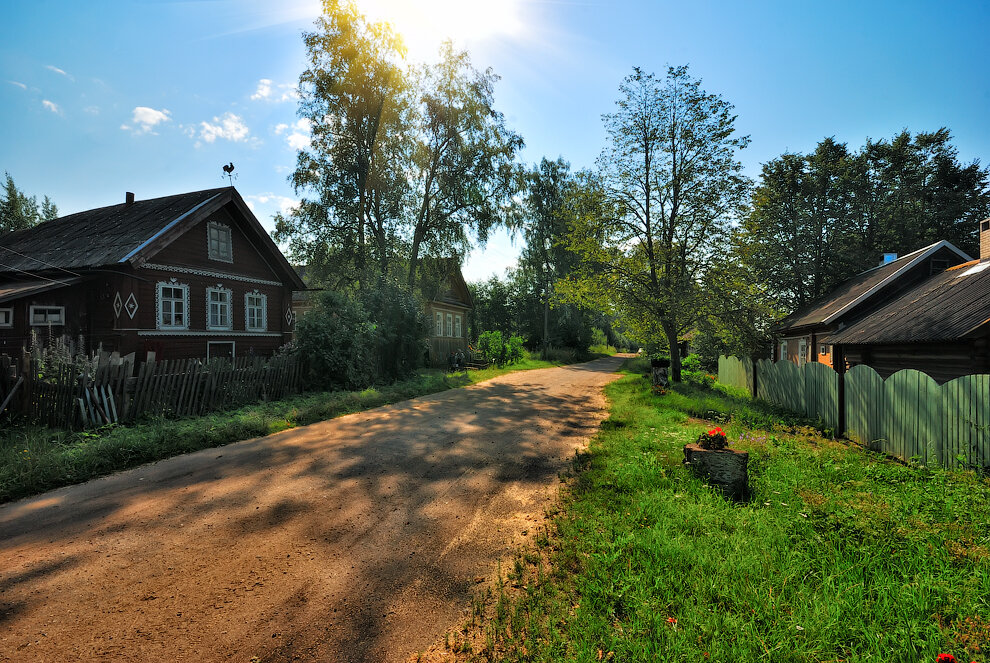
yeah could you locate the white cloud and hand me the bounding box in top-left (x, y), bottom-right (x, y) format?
top-left (45, 65), bottom-right (73, 80)
top-left (8, 80), bottom-right (27, 90)
top-left (245, 193), bottom-right (299, 216)
top-left (83, 105), bottom-right (100, 115)
top-left (42, 99), bottom-right (61, 115)
top-left (283, 117), bottom-right (311, 150)
top-left (198, 112), bottom-right (250, 144)
top-left (273, 122), bottom-right (289, 135)
top-left (122, 106), bottom-right (171, 134)
top-left (250, 78), bottom-right (297, 102)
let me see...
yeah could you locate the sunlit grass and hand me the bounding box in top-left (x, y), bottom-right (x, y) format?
top-left (469, 367), bottom-right (990, 662)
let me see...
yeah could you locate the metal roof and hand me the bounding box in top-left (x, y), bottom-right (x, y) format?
top-left (824, 260), bottom-right (990, 344)
top-left (776, 241), bottom-right (972, 331)
top-left (0, 277), bottom-right (84, 304)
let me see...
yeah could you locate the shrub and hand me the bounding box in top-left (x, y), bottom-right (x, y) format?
top-left (477, 330), bottom-right (526, 367)
top-left (359, 277), bottom-right (429, 383)
top-left (293, 290), bottom-right (376, 390)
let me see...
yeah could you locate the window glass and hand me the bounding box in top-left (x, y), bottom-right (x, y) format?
top-left (435, 311), bottom-right (443, 336)
top-left (30, 306), bottom-right (64, 325)
top-left (0, 308), bottom-right (13, 327)
top-left (779, 340), bottom-right (787, 361)
top-left (245, 293), bottom-right (266, 331)
top-left (454, 315), bottom-right (462, 338)
top-left (207, 222), bottom-right (233, 262)
top-left (445, 313), bottom-right (453, 337)
top-left (158, 284), bottom-right (187, 329)
top-left (208, 288), bottom-right (231, 329)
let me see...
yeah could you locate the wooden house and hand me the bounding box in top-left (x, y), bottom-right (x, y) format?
top-left (773, 240), bottom-right (971, 369)
top-left (823, 220), bottom-right (990, 383)
top-left (0, 187), bottom-right (305, 361)
top-left (421, 260), bottom-right (473, 366)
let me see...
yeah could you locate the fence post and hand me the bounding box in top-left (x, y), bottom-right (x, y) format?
top-left (834, 344), bottom-right (846, 436)
top-left (751, 357), bottom-right (758, 399)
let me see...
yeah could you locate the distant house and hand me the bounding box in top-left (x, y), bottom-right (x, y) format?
top-left (773, 240), bottom-right (971, 370)
top-left (823, 220), bottom-right (990, 383)
top-left (421, 260), bottom-right (473, 366)
top-left (0, 187), bottom-right (305, 361)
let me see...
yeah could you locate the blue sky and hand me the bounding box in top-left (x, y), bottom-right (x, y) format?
top-left (3, 0), bottom-right (989, 281)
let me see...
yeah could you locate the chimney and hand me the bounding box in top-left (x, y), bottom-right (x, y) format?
top-left (125, 192), bottom-right (135, 206)
top-left (880, 252), bottom-right (898, 266)
top-left (981, 218), bottom-right (990, 261)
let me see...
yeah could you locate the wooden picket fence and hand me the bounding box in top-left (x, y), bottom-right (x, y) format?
top-left (718, 355), bottom-right (990, 470)
top-left (0, 352), bottom-right (302, 429)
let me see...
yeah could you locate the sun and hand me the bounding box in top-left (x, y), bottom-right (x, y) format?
top-left (361, 0), bottom-right (525, 59)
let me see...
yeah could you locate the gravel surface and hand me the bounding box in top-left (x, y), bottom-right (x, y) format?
top-left (0, 355), bottom-right (625, 662)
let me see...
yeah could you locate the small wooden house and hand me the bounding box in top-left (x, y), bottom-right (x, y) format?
top-left (773, 240), bottom-right (971, 369)
top-left (0, 187), bottom-right (305, 360)
top-left (422, 261), bottom-right (473, 366)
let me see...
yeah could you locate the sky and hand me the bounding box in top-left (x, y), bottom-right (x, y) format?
top-left (2, 0), bottom-right (989, 282)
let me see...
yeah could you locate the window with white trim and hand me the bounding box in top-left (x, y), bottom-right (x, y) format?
top-left (454, 314), bottom-right (462, 338)
top-left (798, 338), bottom-right (807, 365)
top-left (207, 221), bottom-right (233, 263)
top-left (445, 313), bottom-right (453, 337)
top-left (245, 292), bottom-right (267, 332)
top-left (0, 308), bottom-right (12, 328)
top-left (779, 340), bottom-right (787, 361)
top-left (157, 282), bottom-right (189, 330)
top-left (30, 305), bottom-right (65, 326)
top-left (207, 286), bottom-right (233, 330)
top-left (435, 311), bottom-right (443, 337)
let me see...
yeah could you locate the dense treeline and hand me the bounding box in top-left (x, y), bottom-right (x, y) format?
top-left (0, 172), bottom-right (58, 234)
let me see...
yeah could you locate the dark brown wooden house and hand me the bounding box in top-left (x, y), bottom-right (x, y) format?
top-left (0, 187), bottom-right (305, 360)
top-left (422, 261), bottom-right (473, 366)
top-left (823, 222), bottom-right (990, 383)
top-left (773, 240), bottom-right (971, 369)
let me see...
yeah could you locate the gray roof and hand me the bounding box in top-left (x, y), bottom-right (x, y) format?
top-left (0, 188), bottom-right (226, 274)
top-left (825, 260), bottom-right (990, 344)
top-left (777, 241), bottom-right (971, 331)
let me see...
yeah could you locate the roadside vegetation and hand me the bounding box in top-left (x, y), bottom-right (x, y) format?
top-left (0, 350), bottom-right (609, 504)
top-left (438, 357), bottom-right (990, 662)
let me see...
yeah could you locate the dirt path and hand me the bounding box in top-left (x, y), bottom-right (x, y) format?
top-left (0, 355), bottom-right (626, 662)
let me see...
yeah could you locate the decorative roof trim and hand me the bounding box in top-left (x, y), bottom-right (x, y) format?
top-left (118, 192), bottom-right (224, 263)
top-left (137, 330), bottom-right (284, 337)
top-left (821, 240), bottom-right (971, 324)
top-left (141, 263), bottom-right (282, 286)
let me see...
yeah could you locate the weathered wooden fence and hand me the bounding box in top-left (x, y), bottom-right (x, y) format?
top-left (719, 355), bottom-right (990, 469)
top-left (0, 352), bottom-right (302, 429)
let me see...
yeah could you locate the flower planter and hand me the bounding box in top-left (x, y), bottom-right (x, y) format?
top-left (683, 443), bottom-right (749, 500)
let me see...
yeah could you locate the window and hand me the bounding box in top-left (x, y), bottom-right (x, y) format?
top-left (981, 219), bottom-right (990, 232)
top-left (245, 292), bottom-right (267, 332)
top-left (207, 221), bottom-right (233, 263)
top-left (157, 282), bottom-right (189, 329)
top-left (207, 287), bottom-right (232, 330)
top-left (435, 311), bottom-right (443, 336)
top-left (930, 258), bottom-right (949, 275)
top-left (798, 338), bottom-right (807, 365)
top-left (30, 306), bottom-right (65, 326)
top-left (454, 315), bottom-right (462, 338)
top-left (0, 308), bottom-right (12, 328)
top-left (779, 340), bottom-right (787, 361)
top-left (446, 313), bottom-right (453, 337)
top-left (820, 344), bottom-right (828, 356)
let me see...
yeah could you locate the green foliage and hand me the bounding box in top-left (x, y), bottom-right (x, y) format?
top-left (558, 66), bottom-right (750, 382)
top-left (1, 172), bottom-right (58, 233)
top-left (476, 330), bottom-right (525, 367)
top-left (359, 277), bottom-right (429, 382)
top-left (293, 290), bottom-right (376, 390)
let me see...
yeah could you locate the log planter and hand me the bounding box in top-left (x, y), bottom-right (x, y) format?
top-left (683, 443), bottom-right (749, 501)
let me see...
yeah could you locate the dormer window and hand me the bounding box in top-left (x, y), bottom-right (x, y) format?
top-left (207, 221), bottom-right (233, 263)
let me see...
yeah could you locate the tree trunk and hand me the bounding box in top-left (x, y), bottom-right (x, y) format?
top-left (408, 231), bottom-right (423, 290)
top-left (663, 320), bottom-right (681, 382)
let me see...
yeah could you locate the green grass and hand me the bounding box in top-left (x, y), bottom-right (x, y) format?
top-left (469, 362), bottom-right (990, 662)
top-left (0, 351), bottom-right (579, 504)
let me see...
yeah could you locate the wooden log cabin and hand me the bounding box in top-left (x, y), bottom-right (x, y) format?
top-left (0, 187), bottom-right (305, 361)
top-left (422, 261), bottom-right (473, 367)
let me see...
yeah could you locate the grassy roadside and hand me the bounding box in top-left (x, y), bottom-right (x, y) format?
top-left (442, 359), bottom-right (990, 662)
top-left (0, 352), bottom-right (599, 504)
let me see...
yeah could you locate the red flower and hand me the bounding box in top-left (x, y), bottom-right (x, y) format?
top-left (666, 617), bottom-right (677, 625)
top-left (937, 654), bottom-right (956, 663)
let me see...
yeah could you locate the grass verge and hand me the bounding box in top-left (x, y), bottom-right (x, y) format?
top-left (446, 363), bottom-right (990, 662)
top-left (0, 352), bottom-right (583, 504)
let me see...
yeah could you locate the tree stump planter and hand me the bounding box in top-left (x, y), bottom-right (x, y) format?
top-left (683, 443), bottom-right (749, 501)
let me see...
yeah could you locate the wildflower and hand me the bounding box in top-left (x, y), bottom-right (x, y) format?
top-left (666, 617), bottom-right (677, 629)
top-left (936, 655), bottom-right (956, 663)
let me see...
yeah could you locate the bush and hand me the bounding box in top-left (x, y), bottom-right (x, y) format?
top-left (293, 290), bottom-right (376, 390)
top-left (477, 330), bottom-right (526, 367)
top-left (360, 277), bottom-right (429, 383)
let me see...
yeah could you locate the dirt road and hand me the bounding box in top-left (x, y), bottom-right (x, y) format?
top-left (0, 355), bottom-right (625, 662)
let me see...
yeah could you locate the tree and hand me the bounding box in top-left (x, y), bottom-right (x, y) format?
top-left (559, 66), bottom-right (749, 381)
top-left (406, 43), bottom-right (523, 289)
top-left (1, 173), bottom-right (58, 233)
top-left (275, 0), bottom-right (413, 288)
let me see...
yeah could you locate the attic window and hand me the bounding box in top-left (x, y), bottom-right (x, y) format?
top-left (981, 219), bottom-right (990, 232)
top-left (207, 221), bottom-right (233, 263)
top-left (930, 258), bottom-right (949, 275)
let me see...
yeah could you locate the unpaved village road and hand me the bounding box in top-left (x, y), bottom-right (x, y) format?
top-left (0, 356), bottom-right (625, 662)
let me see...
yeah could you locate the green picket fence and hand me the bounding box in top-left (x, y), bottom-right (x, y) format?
top-left (718, 355), bottom-right (989, 469)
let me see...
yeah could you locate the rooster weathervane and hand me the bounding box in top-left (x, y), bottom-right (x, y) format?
top-left (222, 162), bottom-right (236, 186)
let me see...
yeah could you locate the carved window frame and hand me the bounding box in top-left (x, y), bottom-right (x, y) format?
top-left (454, 315), bottom-right (462, 338)
top-left (156, 280), bottom-right (189, 330)
top-left (206, 285), bottom-right (233, 331)
top-left (0, 307), bottom-right (12, 328)
top-left (244, 290), bottom-right (267, 332)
